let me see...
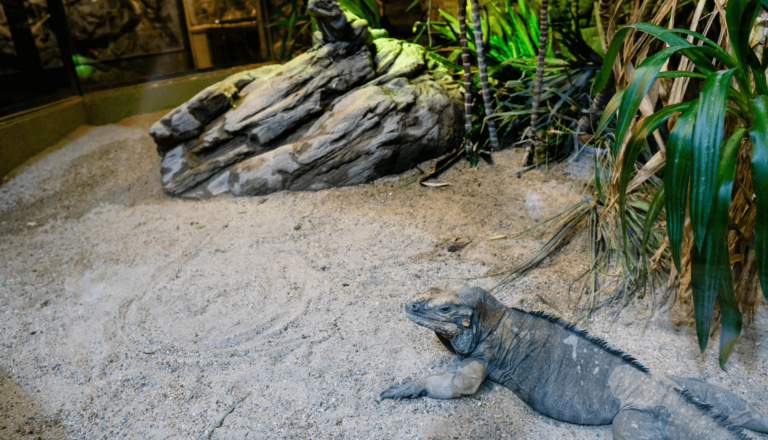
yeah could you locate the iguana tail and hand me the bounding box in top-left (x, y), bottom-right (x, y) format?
top-left (668, 376), bottom-right (768, 433)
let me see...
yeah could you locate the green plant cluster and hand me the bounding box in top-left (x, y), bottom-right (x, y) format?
top-left (416, 0), bottom-right (554, 75)
top-left (595, 0), bottom-right (768, 368)
top-left (420, 1), bottom-right (600, 154)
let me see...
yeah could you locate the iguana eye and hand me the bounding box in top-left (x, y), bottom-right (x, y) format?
top-left (440, 306), bottom-right (450, 312)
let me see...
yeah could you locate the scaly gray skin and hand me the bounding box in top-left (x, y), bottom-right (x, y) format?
top-left (381, 283), bottom-right (768, 440)
top-left (307, 0), bottom-right (386, 48)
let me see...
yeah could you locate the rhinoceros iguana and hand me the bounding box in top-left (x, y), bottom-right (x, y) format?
top-left (381, 283), bottom-right (768, 440)
top-left (307, 0), bottom-right (387, 47)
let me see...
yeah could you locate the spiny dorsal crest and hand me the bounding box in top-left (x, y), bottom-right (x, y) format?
top-left (512, 308), bottom-right (650, 374)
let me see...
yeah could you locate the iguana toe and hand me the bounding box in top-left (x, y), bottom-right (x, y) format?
top-left (380, 381), bottom-right (423, 400)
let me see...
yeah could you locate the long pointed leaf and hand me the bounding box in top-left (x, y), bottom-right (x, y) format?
top-left (594, 23), bottom-right (729, 76)
top-left (751, 95), bottom-right (768, 299)
top-left (593, 27), bottom-right (631, 95)
top-left (748, 52), bottom-right (768, 96)
top-left (507, 4), bottom-right (536, 56)
top-left (691, 69), bottom-right (738, 250)
top-left (726, 0), bottom-right (761, 72)
top-left (619, 103), bottom-right (691, 267)
top-left (690, 128), bottom-right (745, 353)
top-left (656, 71), bottom-right (708, 80)
top-left (596, 88), bottom-right (625, 137)
top-left (659, 28), bottom-right (732, 58)
top-left (716, 130), bottom-right (747, 369)
top-left (614, 46), bottom-right (688, 153)
top-left (718, 263), bottom-right (742, 369)
top-left (269, 1), bottom-right (290, 19)
top-left (641, 184), bottom-right (666, 278)
top-left (633, 23), bottom-right (718, 73)
top-left (664, 101), bottom-right (698, 272)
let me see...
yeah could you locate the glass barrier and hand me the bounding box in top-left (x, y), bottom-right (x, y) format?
top-left (0, 0), bottom-right (78, 116)
top-left (0, 0), bottom-right (275, 117)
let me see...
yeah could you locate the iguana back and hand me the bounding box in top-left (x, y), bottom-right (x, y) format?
top-left (479, 308), bottom-right (645, 424)
top-left (481, 308), bottom-right (750, 439)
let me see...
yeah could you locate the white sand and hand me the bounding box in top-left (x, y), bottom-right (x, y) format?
top-left (1, 111), bottom-right (767, 439)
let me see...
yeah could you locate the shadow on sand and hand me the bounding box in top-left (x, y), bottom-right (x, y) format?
top-left (0, 368), bottom-right (67, 439)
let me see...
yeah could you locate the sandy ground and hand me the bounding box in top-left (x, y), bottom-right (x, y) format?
top-left (1, 111), bottom-right (767, 440)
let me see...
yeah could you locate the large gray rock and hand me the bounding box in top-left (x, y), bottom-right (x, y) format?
top-left (150, 38), bottom-right (463, 198)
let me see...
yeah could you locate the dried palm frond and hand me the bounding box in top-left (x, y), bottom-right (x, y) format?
top-left (492, 198), bottom-right (594, 288)
top-left (493, 131), bottom-right (672, 323)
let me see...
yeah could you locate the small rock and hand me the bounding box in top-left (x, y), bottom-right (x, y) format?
top-left (524, 191), bottom-right (546, 220)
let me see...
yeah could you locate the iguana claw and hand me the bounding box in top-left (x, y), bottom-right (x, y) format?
top-left (380, 380), bottom-right (424, 400)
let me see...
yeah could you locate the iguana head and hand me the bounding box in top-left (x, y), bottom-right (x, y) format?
top-left (405, 283), bottom-right (505, 356)
top-left (307, 0), bottom-right (343, 19)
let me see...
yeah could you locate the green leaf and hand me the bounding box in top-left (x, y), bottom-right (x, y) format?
top-left (594, 154), bottom-right (604, 202)
top-left (596, 88), bottom-right (625, 137)
top-left (748, 52), bottom-right (768, 96)
top-left (487, 2), bottom-right (513, 37)
top-left (632, 23), bottom-right (718, 73)
top-left (664, 101), bottom-right (698, 272)
top-left (438, 9), bottom-right (462, 30)
top-left (751, 95), bottom-right (768, 299)
top-left (718, 262), bottom-right (742, 369)
top-left (659, 28), bottom-right (732, 58)
top-left (339, 0), bottom-right (381, 28)
top-left (426, 51), bottom-right (462, 71)
top-left (269, 0), bottom-right (291, 19)
top-left (593, 26), bottom-right (631, 96)
top-left (614, 46), bottom-right (687, 153)
top-left (506, 4), bottom-right (536, 57)
top-left (726, 0), bottom-right (761, 72)
top-left (682, 46), bottom-right (737, 71)
top-left (652, 29), bottom-right (736, 71)
top-left (690, 68), bottom-right (738, 251)
top-left (619, 102), bottom-right (691, 268)
top-left (268, 17), bottom-right (294, 27)
top-left (690, 128), bottom-right (745, 354)
top-left (641, 184), bottom-right (666, 279)
top-left (656, 71), bottom-right (708, 80)
top-left (411, 24), bottom-right (426, 43)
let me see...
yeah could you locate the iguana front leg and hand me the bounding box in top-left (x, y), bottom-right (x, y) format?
top-left (380, 359), bottom-right (487, 400)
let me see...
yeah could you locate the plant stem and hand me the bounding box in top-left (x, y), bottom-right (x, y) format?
top-left (577, 72), bottom-right (615, 134)
top-left (525, 0), bottom-right (549, 165)
top-left (205, 392), bottom-right (251, 439)
top-left (458, 0), bottom-right (474, 158)
top-left (469, 0), bottom-right (499, 151)
top-left (427, 0), bottom-right (432, 47)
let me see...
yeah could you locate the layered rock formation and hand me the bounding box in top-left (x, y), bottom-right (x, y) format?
top-left (150, 38), bottom-right (463, 198)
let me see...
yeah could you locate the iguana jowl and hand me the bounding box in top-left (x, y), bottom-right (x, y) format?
top-left (382, 283), bottom-right (768, 439)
